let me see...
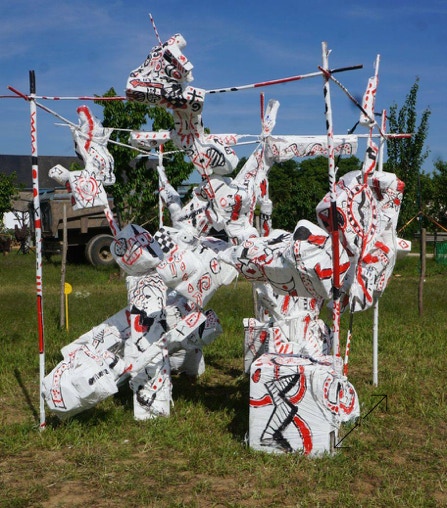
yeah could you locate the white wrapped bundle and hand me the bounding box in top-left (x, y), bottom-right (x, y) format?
top-left (243, 314), bottom-right (332, 373)
top-left (130, 350), bottom-right (172, 420)
top-left (254, 283), bottom-right (324, 323)
top-left (266, 134), bottom-right (358, 161)
top-left (218, 229), bottom-right (291, 284)
top-left (154, 227), bottom-right (236, 307)
top-left (287, 316), bottom-right (332, 358)
top-left (43, 308), bottom-right (132, 419)
top-left (71, 105), bottom-right (115, 186)
top-left (220, 223), bottom-right (349, 300)
top-left (282, 220), bottom-right (350, 300)
top-left (60, 308), bottom-right (130, 358)
top-left (169, 348), bottom-right (205, 377)
top-left (111, 224), bottom-right (164, 276)
top-left (359, 76), bottom-right (378, 127)
top-left (316, 170), bottom-right (406, 311)
top-left (125, 274), bottom-right (168, 376)
top-left (243, 318), bottom-right (270, 373)
top-left (126, 33), bottom-right (194, 103)
top-left (67, 170), bottom-right (109, 210)
top-left (194, 175), bottom-right (258, 242)
top-left (397, 237), bottom-right (412, 258)
top-left (249, 353), bottom-right (359, 456)
top-left (316, 171), bottom-right (377, 262)
top-left (43, 345), bottom-right (125, 420)
top-left (130, 130), bottom-right (172, 150)
top-left (171, 130), bottom-right (239, 177)
top-left (368, 171), bottom-right (405, 232)
top-left (251, 284), bottom-right (332, 360)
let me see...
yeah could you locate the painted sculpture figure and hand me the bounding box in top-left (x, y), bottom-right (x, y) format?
top-left (42, 25), bottom-right (407, 455)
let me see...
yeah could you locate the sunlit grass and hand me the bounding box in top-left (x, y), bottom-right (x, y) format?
top-left (0, 253), bottom-right (446, 507)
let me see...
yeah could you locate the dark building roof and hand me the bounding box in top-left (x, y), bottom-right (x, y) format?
top-left (0, 154), bottom-right (80, 190)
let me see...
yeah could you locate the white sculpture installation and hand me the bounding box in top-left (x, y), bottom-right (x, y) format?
top-left (42, 25), bottom-right (407, 456)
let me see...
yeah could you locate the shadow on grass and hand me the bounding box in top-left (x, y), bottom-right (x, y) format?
top-left (20, 357), bottom-right (250, 439)
top-left (171, 365), bottom-right (250, 441)
top-left (14, 368), bottom-right (39, 425)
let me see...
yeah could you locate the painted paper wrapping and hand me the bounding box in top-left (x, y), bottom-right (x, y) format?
top-left (49, 106), bottom-right (114, 210)
top-left (60, 308), bottom-right (131, 359)
top-left (219, 220), bottom-right (349, 300)
top-left (111, 224), bottom-right (165, 276)
top-left (161, 188), bottom-right (213, 237)
top-left (154, 226), bottom-right (237, 307)
top-left (193, 175), bottom-right (259, 243)
top-left (49, 164), bottom-right (109, 210)
top-left (249, 353), bottom-right (359, 455)
top-left (397, 237), bottom-right (412, 258)
top-left (254, 282), bottom-right (324, 323)
top-left (368, 171), bottom-right (405, 232)
top-left (169, 348), bottom-right (205, 377)
top-left (359, 75), bottom-right (378, 128)
top-left (243, 318), bottom-right (270, 373)
top-left (71, 105), bottom-right (115, 185)
top-left (126, 33), bottom-right (194, 103)
top-left (126, 33), bottom-right (239, 179)
top-left (265, 134), bottom-right (358, 161)
top-left (42, 345), bottom-right (126, 420)
top-left (125, 273), bottom-right (168, 376)
top-left (316, 170), bottom-right (404, 311)
top-left (42, 270), bottom-right (225, 420)
top-left (42, 309), bottom-right (131, 419)
top-left (67, 170), bottom-right (110, 210)
top-left (243, 306), bottom-right (332, 373)
top-left (130, 348), bottom-right (172, 420)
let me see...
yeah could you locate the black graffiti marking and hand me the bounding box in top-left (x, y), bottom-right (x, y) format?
top-left (88, 369), bottom-right (110, 386)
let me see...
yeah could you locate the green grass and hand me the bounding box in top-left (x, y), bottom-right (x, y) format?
top-left (0, 252), bottom-right (446, 507)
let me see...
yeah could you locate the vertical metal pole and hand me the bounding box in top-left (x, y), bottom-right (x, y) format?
top-left (29, 70), bottom-right (46, 429)
top-left (60, 204), bottom-right (67, 329)
top-left (158, 145), bottom-right (164, 229)
top-left (321, 42), bottom-right (341, 359)
top-left (418, 228), bottom-right (426, 317)
top-left (372, 299), bottom-right (379, 386)
top-left (372, 109), bottom-right (386, 387)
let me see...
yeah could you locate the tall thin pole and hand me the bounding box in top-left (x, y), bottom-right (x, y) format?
top-left (158, 145), bottom-right (164, 229)
top-left (60, 204), bottom-right (68, 329)
top-left (321, 42), bottom-right (341, 359)
top-left (372, 109), bottom-right (387, 386)
top-left (206, 64), bottom-right (362, 94)
top-left (372, 299), bottom-right (379, 386)
top-left (29, 70), bottom-right (46, 429)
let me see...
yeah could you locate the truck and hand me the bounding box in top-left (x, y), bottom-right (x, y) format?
top-left (33, 189), bottom-right (117, 267)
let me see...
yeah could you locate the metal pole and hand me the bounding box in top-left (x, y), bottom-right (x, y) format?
top-left (29, 70), bottom-right (46, 430)
top-left (372, 299), bottom-right (379, 386)
top-left (372, 108), bottom-right (387, 386)
top-left (321, 42), bottom-right (341, 358)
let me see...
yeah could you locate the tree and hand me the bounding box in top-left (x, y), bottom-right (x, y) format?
top-left (0, 172), bottom-right (19, 230)
top-left (385, 78), bottom-right (431, 238)
top-left (425, 159), bottom-right (447, 230)
top-left (95, 88), bottom-right (194, 229)
top-left (269, 155), bottom-right (361, 230)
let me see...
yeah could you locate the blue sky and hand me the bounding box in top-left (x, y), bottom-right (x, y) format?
top-left (1, 0), bottom-right (446, 172)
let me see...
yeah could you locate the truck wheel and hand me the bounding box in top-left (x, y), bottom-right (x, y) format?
top-left (85, 234), bottom-right (115, 267)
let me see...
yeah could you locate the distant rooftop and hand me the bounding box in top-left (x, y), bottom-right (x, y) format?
top-left (0, 154), bottom-right (80, 190)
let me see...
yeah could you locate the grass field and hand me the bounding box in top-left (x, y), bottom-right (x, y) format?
top-left (0, 251), bottom-right (446, 507)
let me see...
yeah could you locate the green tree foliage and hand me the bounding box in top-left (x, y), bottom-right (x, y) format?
top-left (0, 172), bottom-right (19, 229)
top-left (425, 159), bottom-right (447, 230)
top-left (95, 88), bottom-right (193, 229)
top-left (269, 155), bottom-right (361, 230)
top-left (385, 78), bottom-right (431, 238)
